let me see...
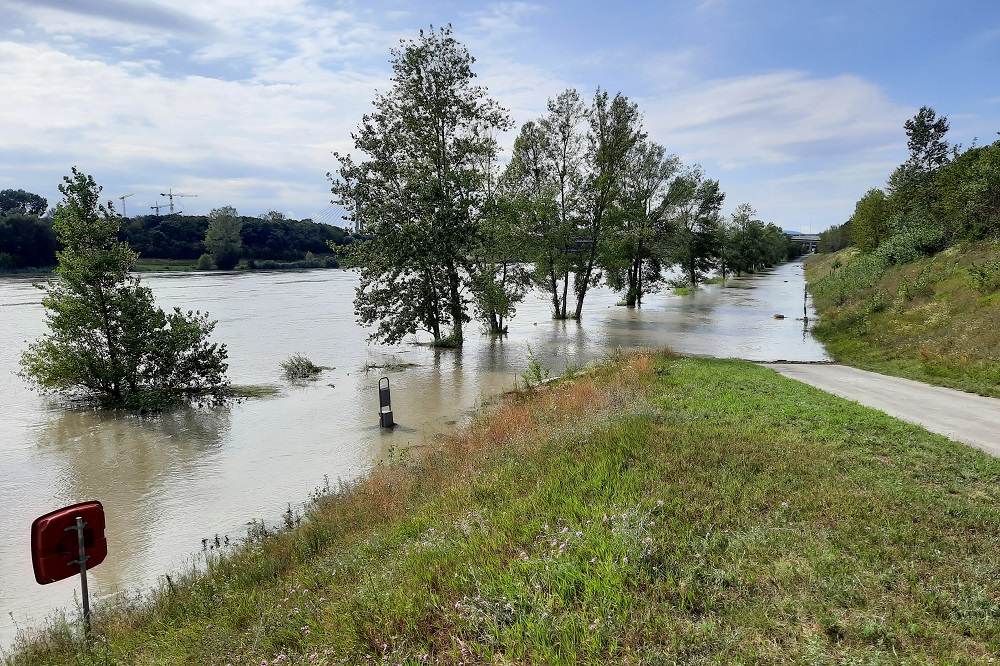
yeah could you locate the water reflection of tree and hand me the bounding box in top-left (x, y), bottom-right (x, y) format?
top-left (33, 406), bottom-right (232, 591)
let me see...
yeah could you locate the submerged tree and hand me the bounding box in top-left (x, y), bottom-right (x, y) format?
top-left (573, 89), bottom-right (644, 318)
top-left (331, 25), bottom-right (511, 347)
top-left (20, 168), bottom-right (229, 409)
top-left (665, 166), bottom-right (725, 287)
top-left (602, 139), bottom-right (680, 307)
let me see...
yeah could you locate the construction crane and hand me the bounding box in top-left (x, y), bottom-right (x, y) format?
top-left (151, 201), bottom-right (169, 215)
top-left (118, 193), bottom-right (134, 217)
top-left (159, 188), bottom-right (197, 215)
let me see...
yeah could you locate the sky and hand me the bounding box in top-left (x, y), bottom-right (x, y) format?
top-left (1, 1), bottom-right (998, 232)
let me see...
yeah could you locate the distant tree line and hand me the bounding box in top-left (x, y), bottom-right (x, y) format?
top-left (819, 106), bottom-right (1000, 257)
top-left (332, 26), bottom-right (802, 347)
top-left (0, 194), bottom-right (357, 270)
top-left (0, 189), bottom-right (57, 269)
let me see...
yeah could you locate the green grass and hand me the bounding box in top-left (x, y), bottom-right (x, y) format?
top-left (807, 243), bottom-right (1000, 397)
top-left (7, 352), bottom-right (1000, 664)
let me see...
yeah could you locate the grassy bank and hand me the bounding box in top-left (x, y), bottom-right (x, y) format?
top-left (7, 351), bottom-right (1000, 664)
top-left (806, 243), bottom-right (1000, 397)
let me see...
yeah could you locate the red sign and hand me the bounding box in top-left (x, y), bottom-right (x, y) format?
top-left (30, 501), bottom-right (107, 585)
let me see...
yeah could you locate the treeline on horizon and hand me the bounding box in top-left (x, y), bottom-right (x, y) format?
top-left (817, 106), bottom-right (1000, 258)
top-left (0, 194), bottom-right (357, 270)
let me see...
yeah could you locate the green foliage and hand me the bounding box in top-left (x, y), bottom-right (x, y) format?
top-left (572, 88), bottom-right (644, 318)
top-left (665, 166), bottom-right (725, 287)
top-left (19, 168), bottom-right (230, 410)
top-left (717, 204), bottom-right (799, 277)
top-left (0, 188), bottom-right (47, 216)
top-left (280, 353), bottom-right (323, 380)
top-left (601, 140), bottom-right (680, 306)
top-left (969, 259), bottom-right (1000, 294)
top-left (471, 190), bottom-right (532, 335)
top-left (0, 212), bottom-right (58, 269)
top-left (935, 141), bottom-right (1000, 241)
top-left (817, 221), bottom-right (852, 253)
top-left (331, 26), bottom-right (512, 346)
top-left (904, 105), bottom-right (951, 174)
top-left (204, 206), bottom-right (244, 270)
top-left (521, 345), bottom-right (551, 387)
top-left (850, 188), bottom-right (890, 252)
top-left (503, 93), bottom-right (585, 319)
top-left (196, 253), bottom-right (215, 270)
top-left (807, 245), bottom-right (1000, 397)
top-left (837, 108), bottom-right (999, 263)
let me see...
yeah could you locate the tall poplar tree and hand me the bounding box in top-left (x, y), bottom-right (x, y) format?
top-left (573, 89), bottom-right (644, 318)
top-left (331, 26), bottom-right (511, 346)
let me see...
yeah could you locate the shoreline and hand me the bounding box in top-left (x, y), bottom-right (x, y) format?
top-left (7, 351), bottom-right (1000, 663)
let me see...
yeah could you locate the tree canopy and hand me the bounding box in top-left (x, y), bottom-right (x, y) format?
top-left (20, 169), bottom-right (230, 410)
top-left (331, 25), bottom-right (512, 346)
top-left (822, 106), bottom-right (1000, 259)
top-left (330, 29), bottom-right (800, 343)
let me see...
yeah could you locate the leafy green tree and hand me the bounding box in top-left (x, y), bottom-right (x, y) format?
top-left (602, 139), bottom-right (680, 306)
top-left (850, 188), bottom-right (891, 252)
top-left (0, 188), bottom-right (48, 216)
top-left (20, 168), bottom-right (229, 409)
top-left (818, 221), bottom-right (852, 253)
top-left (471, 191), bottom-right (532, 335)
top-left (905, 106), bottom-right (950, 175)
top-left (665, 167), bottom-right (725, 287)
top-left (887, 107), bottom-right (951, 227)
top-left (331, 26), bottom-right (511, 346)
top-left (504, 91), bottom-right (587, 319)
top-left (719, 203), bottom-right (764, 277)
top-left (204, 206), bottom-right (244, 270)
top-left (573, 89), bottom-right (644, 318)
top-left (934, 140), bottom-right (1000, 240)
top-left (0, 213), bottom-right (58, 268)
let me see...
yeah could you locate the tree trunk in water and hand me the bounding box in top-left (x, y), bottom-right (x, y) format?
top-left (447, 261), bottom-right (463, 346)
top-left (558, 265), bottom-right (569, 319)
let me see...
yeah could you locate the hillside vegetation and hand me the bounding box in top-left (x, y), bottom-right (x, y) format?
top-left (807, 105), bottom-right (1000, 395)
top-left (7, 351), bottom-right (1000, 664)
top-left (806, 244), bottom-right (1000, 397)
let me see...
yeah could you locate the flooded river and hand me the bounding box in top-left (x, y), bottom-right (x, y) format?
top-left (0, 260), bottom-right (827, 645)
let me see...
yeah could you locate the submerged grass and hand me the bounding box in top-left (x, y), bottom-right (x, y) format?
top-left (7, 351), bottom-right (1000, 664)
top-left (806, 243), bottom-right (1000, 397)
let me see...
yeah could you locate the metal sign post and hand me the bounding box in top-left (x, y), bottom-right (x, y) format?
top-left (31, 501), bottom-right (107, 637)
top-left (378, 376), bottom-right (394, 428)
top-left (66, 517), bottom-right (92, 635)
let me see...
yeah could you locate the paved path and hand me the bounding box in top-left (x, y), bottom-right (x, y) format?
top-left (761, 363), bottom-right (1000, 457)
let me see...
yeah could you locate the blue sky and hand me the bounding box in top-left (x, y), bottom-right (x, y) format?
top-left (1, 0), bottom-right (997, 231)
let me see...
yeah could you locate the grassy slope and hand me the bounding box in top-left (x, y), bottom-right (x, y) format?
top-left (7, 352), bottom-right (1000, 664)
top-left (806, 243), bottom-right (1000, 397)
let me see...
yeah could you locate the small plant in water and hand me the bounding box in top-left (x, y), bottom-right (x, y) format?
top-left (521, 344), bottom-right (550, 388)
top-left (281, 353), bottom-right (323, 380)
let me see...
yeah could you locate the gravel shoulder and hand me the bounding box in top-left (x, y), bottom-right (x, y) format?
top-left (761, 363), bottom-right (1000, 457)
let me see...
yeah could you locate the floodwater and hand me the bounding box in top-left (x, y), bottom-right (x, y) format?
top-left (0, 260), bottom-right (827, 645)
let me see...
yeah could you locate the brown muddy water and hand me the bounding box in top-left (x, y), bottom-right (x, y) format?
top-left (0, 261), bottom-right (827, 645)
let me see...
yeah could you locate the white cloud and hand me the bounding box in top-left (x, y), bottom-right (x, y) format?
top-left (641, 70), bottom-right (909, 168)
